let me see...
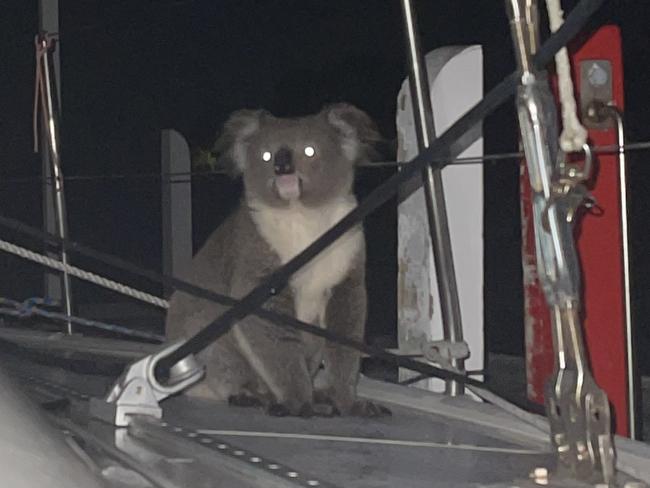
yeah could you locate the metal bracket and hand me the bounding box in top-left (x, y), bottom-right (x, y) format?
top-left (580, 60), bottom-right (614, 130)
top-left (420, 340), bottom-right (470, 371)
top-left (393, 337), bottom-right (470, 382)
top-left (90, 340), bottom-right (204, 426)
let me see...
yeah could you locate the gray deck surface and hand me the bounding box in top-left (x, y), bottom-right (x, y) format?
top-left (0, 352), bottom-right (560, 488)
top-left (164, 397), bottom-right (555, 488)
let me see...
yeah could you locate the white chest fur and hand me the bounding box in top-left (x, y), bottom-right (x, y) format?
top-left (249, 197), bottom-right (364, 326)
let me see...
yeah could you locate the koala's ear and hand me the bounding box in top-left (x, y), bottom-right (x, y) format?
top-left (323, 103), bottom-right (383, 163)
top-left (212, 109), bottom-right (267, 176)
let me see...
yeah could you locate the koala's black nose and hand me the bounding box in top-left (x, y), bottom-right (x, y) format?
top-left (274, 147), bottom-right (294, 175)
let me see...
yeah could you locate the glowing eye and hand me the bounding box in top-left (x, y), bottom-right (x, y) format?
top-left (262, 151), bottom-right (272, 162)
top-left (304, 146), bottom-right (315, 158)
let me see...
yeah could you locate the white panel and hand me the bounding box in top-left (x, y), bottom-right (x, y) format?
top-left (397, 45), bottom-right (484, 392)
top-left (161, 129), bottom-right (193, 297)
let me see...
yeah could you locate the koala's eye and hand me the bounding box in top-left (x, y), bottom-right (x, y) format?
top-left (304, 146), bottom-right (316, 158)
top-left (262, 151), bottom-right (272, 162)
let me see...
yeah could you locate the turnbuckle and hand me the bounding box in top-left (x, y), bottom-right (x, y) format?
top-left (506, 0), bottom-right (616, 484)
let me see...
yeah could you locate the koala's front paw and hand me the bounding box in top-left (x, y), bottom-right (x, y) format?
top-left (266, 402), bottom-right (312, 417)
top-left (314, 390), bottom-right (391, 418)
top-left (228, 393), bottom-right (265, 408)
top-left (311, 402), bottom-right (340, 417)
top-left (312, 389), bottom-right (350, 415)
top-left (266, 402), bottom-right (339, 418)
top-left (313, 388), bottom-right (341, 407)
top-left (266, 403), bottom-right (293, 417)
top-left (349, 400), bottom-right (392, 418)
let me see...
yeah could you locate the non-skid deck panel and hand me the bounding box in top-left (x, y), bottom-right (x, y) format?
top-left (164, 397), bottom-right (555, 488)
top-left (165, 395), bottom-right (539, 452)
top-left (0, 353), bottom-right (557, 488)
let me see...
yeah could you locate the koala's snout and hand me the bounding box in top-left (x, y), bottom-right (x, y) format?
top-left (274, 147), bottom-right (294, 175)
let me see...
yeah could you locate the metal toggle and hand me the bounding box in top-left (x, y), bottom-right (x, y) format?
top-left (506, 0), bottom-right (616, 484)
top-left (420, 340), bottom-right (470, 372)
top-left (544, 144), bottom-right (594, 229)
top-left (90, 340), bottom-right (204, 426)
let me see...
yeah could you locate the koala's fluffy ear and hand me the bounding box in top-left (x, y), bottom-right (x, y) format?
top-left (323, 103), bottom-right (383, 163)
top-left (212, 109), bottom-right (267, 176)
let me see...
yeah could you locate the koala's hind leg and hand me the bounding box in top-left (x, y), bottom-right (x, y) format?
top-left (183, 332), bottom-right (269, 404)
top-left (229, 275), bottom-right (336, 417)
top-left (318, 269), bottom-right (391, 417)
top-left (232, 315), bottom-right (317, 416)
top-left (166, 294), bottom-right (268, 405)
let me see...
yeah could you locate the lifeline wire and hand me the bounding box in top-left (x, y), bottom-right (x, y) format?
top-left (0, 215), bottom-right (545, 413)
top-left (2, 141), bottom-right (649, 185)
top-left (0, 229), bottom-right (486, 387)
top-left (0, 0), bottom-right (604, 411)
top-left (156, 0), bottom-right (606, 376)
top-left (0, 297), bottom-right (164, 342)
top-left (0, 0), bottom-right (603, 412)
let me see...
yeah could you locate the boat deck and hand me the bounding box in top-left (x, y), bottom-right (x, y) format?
top-left (0, 333), bottom-right (647, 488)
top-left (0, 343), bottom-right (553, 488)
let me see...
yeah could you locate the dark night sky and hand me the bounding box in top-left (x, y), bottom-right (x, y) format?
top-left (1, 1), bottom-right (650, 369)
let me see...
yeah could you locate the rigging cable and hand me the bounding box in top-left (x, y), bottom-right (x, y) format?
top-left (1, 141), bottom-right (649, 185)
top-left (0, 0), bottom-right (606, 417)
top-left (0, 297), bottom-right (164, 342)
top-left (154, 0), bottom-right (607, 377)
top-left (0, 216), bottom-right (544, 413)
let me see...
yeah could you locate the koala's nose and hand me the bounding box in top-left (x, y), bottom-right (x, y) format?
top-left (274, 147), bottom-right (294, 175)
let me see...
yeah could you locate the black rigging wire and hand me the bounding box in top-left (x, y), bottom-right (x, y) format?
top-left (0, 212), bottom-right (543, 414)
top-left (154, 0), bottom-right (606, 379)
top-left (0, 0), bottom-right (606, 417)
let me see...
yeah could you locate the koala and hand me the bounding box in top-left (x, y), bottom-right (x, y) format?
top-left (165, 103), bottom-right (390, 417)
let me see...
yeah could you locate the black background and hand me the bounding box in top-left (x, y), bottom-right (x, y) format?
top-left (1, 1), bottom-right (649, 372)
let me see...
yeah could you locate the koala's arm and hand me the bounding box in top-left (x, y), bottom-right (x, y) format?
top-left (229, 269), bottom-right (314, 416)
top-left (318, 255), bottom-right (367, 413)
top-left (165, 210), bottom-right (245, 341)
top-left (166, 291), bottom-right (225, 342)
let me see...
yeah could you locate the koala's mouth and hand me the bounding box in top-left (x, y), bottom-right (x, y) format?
top-left (274, 174), bottom-right (303, 201)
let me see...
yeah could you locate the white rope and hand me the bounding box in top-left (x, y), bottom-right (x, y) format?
top-left (546, 0), bottom-right (588, 152)
top-left (195, 429), bottom-right (546, 455)
top-left (0, 238), bottom-right (169, 309)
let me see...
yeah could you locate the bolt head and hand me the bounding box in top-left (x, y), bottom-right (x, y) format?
top-left (530, 467), bottom-right (549, 485)
top-left (587, 63), bottom-right (608, 87)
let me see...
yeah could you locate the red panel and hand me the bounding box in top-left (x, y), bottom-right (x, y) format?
top-left (522, 26), bottom-right (629, 436)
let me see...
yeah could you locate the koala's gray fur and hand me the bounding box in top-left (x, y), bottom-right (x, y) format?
top-left (165, 103), bottom-right (389, 417)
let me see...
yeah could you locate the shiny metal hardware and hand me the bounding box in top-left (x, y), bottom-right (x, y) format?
top-left (506, 0), bottom-right (616, 483)
top-left (580, 61), bottom-right (615, 130)
top-left (595, 103), bottom-right (637, 440)
top-left (399, 0), bottom-right (466, 396)
top-left (90, 340), bottom-right (204, 427)
top-left (420, 340), bottom-right (470, 371)
top-left (35, 33), bottom-right (73, 334)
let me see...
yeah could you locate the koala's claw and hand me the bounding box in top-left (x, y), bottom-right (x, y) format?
top-left (313, 390), bottom-right (390, 417)
top-left (228, 393), bottom-right (264, 408)
top-left (266, 402), bottom-right (340, 418)
top-left (312, 402), bottom-right (340, 417)
top-left (267, 403), bottom-right (291, 417)
top-left (350, 400), bottom-right (392, 418)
